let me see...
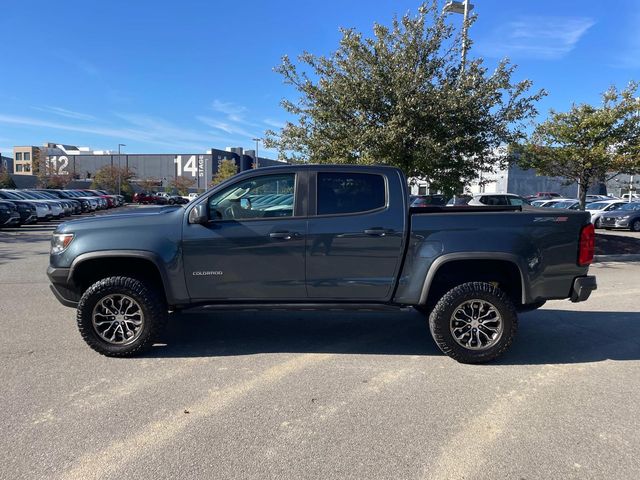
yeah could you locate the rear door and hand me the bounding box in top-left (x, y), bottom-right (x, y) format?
top-left (305, 169), bottom-right (406, 300)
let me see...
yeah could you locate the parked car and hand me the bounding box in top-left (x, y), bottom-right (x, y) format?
top-left (621, 193), bottom-right (640, 202)
top-left (586, 200), bottom-right (626, 227)
top-left (82, 190), bottom-right (115, 208)
top-left (585, 194), bottom-right (615, 203)
top-left (31, 190), bottom-right (80, 215)
top-left (410, 194), bottom-right (448, 207)
top-left (549, 199), bottom-right (580, 210)
top-left (526, 192), bottom-right (562, 201)
top-left (446, 195), bottom-right (472, 206)
top-left (133, 192), bottom-right (168, 205)
top-left (48, 165), bottom-right (596, 364)
top-left (62, 190), bottom-right (99, 211)
top-left (183, 192), bottom-right (200, 202)
top-left (0, 191), bottom-right (40, 224)
top-left (36, 189), bottom-right (89, 213)
top-left (7, 190), bottom-right (64, 219)
top-left (599, 202), bottom-right (640, 231)
top-left (156, 192), bottom-right (189, 205)
top-left (0, 190), bottom-right (52, 221)
top-left (0, 200), bottom-right (21, 227)
top-left (468, 194), bottom-right (529, 207)
top-left (535, 198), bottom-right (576, 208)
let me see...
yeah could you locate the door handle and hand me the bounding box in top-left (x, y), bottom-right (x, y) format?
top-left (270, 231), bottom-right (299, 240)
top-left (364, 228), bottom-right (390, 236)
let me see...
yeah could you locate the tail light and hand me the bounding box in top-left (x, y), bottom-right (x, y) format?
top-left (578, 223), bottom-right (595, 266)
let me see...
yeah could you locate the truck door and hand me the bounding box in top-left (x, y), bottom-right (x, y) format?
top-left (182, 172), bottom-right (307, 300)
top-left (306, 170), bottom-right (406, 300)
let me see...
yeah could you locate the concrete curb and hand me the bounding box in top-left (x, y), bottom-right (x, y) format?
top-left (594, 254), bottom-right (640, 263)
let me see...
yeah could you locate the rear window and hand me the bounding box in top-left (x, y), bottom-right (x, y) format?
top-left (317, 172), bottom-right (386, 215)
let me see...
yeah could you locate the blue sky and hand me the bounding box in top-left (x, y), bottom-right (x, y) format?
top-left (1, 0), bottom-right (638, 157)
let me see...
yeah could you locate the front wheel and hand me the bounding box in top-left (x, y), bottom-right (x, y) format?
top-left (630, 219), bottom-right (640, 232)
top-left (76, 276), bottom-right (168, 357)
top-left (428, 282), bottom-right (518, 364)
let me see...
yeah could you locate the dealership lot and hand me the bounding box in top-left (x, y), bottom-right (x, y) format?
top-left (1, 216), bottom-right (639, 480)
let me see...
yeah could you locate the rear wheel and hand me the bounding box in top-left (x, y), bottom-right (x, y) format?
top-left (428, 282), bottom-right (518, 364)
top-left (76, 276), bottom-right (168, 357)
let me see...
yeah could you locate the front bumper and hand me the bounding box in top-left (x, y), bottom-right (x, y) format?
top-left (601, 217), bottom-right (630, 228)
top-left (570, 275), bottom-right (597, 302)
top-left (47, 266), bottom-right (79, 308)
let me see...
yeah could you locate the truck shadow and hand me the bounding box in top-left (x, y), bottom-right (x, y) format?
top-left (150, 308), bottom-right (640, 365)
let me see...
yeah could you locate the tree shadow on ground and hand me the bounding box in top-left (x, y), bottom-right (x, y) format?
top-left (147, 308), bottom-right (640, 365)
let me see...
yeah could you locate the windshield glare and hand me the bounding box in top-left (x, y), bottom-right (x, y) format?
top-left (619, 202), bottom-right (640, 211)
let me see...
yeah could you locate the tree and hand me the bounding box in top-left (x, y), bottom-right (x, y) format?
top-left (518, 83), bottom-right (640, 209)
top-left (211, 159), bottom-right (238, 186)
top-left (264, 1), bottom-right (545, 196)
top-left (168, 176), bottom-right (195, 196)
top-left (44, 175), bottom-right (72, 189)
top-left (91, 165), bottom-right (135, 198)
top-left (137, 177), bottom-right (161, 193)
top-left (0, 170), bottom-right (16, 188)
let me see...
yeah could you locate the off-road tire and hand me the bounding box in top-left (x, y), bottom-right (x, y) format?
top-left (428, 282), bottom-right (518, 364)
top-left (77, 276), bottom-right (167, 357)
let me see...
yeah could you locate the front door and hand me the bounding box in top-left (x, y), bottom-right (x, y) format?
top-left (306, 170), bottom-right (406, 300)
top-left (182, 173), bottom-right (307, 300)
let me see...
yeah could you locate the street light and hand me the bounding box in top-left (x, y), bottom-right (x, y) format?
top-left (117, 144), bottom-right (126, 196)
top-left (252, 138), bottom-right (262, 168)
top-left (443, 0), bottom-right (475, 73)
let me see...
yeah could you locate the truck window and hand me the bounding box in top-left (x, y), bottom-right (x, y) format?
top-left (208, 174), bottom-right (296, 220)
top-left (317, 172), bottom-right (385, 215)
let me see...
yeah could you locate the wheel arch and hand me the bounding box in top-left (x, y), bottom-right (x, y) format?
top-left (419, 253), bottom-right (527, 307)
top-left (69, 251), bottom-right (173, 304)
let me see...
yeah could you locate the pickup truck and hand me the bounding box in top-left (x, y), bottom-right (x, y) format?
top-left (47, 165), bottom-right (597, 363)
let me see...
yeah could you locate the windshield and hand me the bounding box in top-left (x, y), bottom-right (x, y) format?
top-left (586, 202), bottom-right (607, 210)
top-left (551, 201), bottom-right (576, 208)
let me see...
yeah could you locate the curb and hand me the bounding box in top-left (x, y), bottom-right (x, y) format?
top-left (594, 254), bottom-right (640, 263)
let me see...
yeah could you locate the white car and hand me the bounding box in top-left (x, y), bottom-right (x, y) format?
top-left (586, 200), bottom-right (626, 227)
top-left (467, 193), bottom-right (529, 206)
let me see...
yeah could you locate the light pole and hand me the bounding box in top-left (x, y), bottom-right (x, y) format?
top-left (443, 0), bottom-right (474, 73)
top-left (117, 144), bottom-right (126, 195)
top-left (252, 138), bottom-right (262, 168)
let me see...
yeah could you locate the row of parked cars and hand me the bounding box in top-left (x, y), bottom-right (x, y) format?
top-left (132, 191), bottom-right (199, 205)
top-left (410, 193), bottom-right (640, 232)
top-left (0, 188), bottom-right (124, 228)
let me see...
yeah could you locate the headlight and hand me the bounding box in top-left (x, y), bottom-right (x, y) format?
top-left (620, 215), bottom-right (630, 220)
top-left (51, 233), bottom-right (74, 254)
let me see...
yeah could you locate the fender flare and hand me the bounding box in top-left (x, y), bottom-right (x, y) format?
top-left (418, 252), bottom-right (528, 305)
top-left (68, 250), bottom-right (175, 304)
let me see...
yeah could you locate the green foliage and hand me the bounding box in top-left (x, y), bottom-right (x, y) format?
top-left (518, 83), bottom-right (640, 209)
top-left (264, 1), bottom-right (545, 196)
top-left (211, 159), bottom-right (238, 186)
top-left (0, 169), bottom-right (16, 188)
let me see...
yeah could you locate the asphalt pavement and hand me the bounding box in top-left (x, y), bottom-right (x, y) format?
top-left (1, 213), bottom-right (639, 480)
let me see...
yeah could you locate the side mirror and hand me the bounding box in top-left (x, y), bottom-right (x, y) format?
top-left (240, 198), bottom-right (251, 210)
top-left (188, 204), bottom-right (208, 224)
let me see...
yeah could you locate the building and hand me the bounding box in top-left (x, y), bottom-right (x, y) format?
top-left (11, 143), bottom-right (284, 190)
top-left (0, 154), bottom-right (13, 173)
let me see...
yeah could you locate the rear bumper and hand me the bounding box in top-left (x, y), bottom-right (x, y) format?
top-left (47, 266), bottom-right (79, 308)
top-left (570, 275), bottom-right (597, 302)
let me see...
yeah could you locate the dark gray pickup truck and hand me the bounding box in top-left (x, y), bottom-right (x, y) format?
top-left (48, 165), bottom-right (596, 363)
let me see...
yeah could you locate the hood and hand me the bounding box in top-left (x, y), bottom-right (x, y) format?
top-left (601, 209), bottom-right (637, 218)
top-left (55, 205), bottom-right (184, 233)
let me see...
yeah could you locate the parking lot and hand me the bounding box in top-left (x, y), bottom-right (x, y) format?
top-left (1, 212), bottom-right (639, 480)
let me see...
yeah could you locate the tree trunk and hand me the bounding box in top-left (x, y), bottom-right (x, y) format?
top-left (578, 178), bottom-right (589, 210)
